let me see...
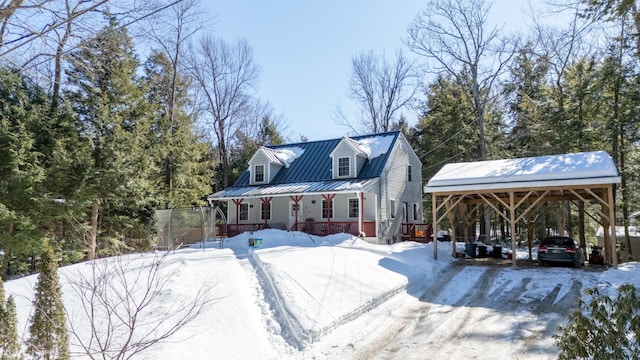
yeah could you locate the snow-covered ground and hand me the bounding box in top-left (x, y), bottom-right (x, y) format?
top-left (4, 229), bottom-right (638, 359)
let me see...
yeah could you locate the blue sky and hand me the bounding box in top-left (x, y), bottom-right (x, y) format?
top-left (207, 0), bottom-right (534, 142)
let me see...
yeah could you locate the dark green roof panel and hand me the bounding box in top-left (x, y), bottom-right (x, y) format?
top-left (231, 131), bottom-right (399, 187)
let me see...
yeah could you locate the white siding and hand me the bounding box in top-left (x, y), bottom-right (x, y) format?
top-left (377, 133), bottom-right (423, 243)
top-left (330, 140), bottom-right (367, 179)
top-left (248, 151), bottom-right (283, 184)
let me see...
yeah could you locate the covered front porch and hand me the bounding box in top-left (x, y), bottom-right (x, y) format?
top-left (210, 190), bottom-right (379, 239)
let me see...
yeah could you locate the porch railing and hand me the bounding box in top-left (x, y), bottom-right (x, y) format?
top-left (218, 221), bottom-right (376, 237)
top-left (401, 223), bottom-right (433, 243)
top-left (290, 221), bottom-right (375, 237)
top-left (217, 221), bottom-right (428, 240)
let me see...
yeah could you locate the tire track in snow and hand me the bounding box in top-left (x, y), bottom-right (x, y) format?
top-left (354, 264), bottom-right (598, 360)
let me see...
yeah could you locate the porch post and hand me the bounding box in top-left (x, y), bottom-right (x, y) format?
top-left (290, 195), bottom-right (303, 231)
top-left (322, 194), bottom-right (336, 231)
top-left (231, 199), bottom-right (243, 235)
top-left (260, 197), bottom-right (273, 228)
top-left (359, 192), bottom-right (365, 236)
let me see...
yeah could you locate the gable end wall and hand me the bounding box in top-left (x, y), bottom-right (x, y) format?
top-left (378, 134), bottom-right (423, 243)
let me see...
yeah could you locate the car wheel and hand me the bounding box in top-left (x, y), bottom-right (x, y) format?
top-left (574, 257), bottom-right (583, 268)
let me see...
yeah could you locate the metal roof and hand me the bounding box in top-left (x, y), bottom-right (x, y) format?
top-left (209, 178), bottom-right (379, 199)
top-left (209, 131), bottom-right (399, 200)
top-left (424, 151), bottom-right (621, 193)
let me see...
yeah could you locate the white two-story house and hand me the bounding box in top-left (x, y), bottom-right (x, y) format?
top-left (207, 131), bottom-right (428, 244)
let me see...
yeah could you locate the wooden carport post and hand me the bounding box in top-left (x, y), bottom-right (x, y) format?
top-left (432, 193), bottom-right (438, 260)
top-left (510, 191), bottom-right (517, 269)
top-left (607, 186), bottom-right (618, 267)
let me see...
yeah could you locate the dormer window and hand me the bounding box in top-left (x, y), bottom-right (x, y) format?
top-left (254, 164), bottom-right (265, 183)
top-left (338, 157), bottom-right (350, 177)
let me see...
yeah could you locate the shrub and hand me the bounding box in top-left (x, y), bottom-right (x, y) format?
top-left (554, 283), bottom-right (640, 360)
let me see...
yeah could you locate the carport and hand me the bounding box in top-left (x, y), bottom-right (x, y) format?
top-left (424, 151), bottom-right (621, 267)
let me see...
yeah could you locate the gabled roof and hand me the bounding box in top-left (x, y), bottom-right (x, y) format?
top-left (424, 150), bottom-right (621, 193)
top-left (209, 131), bottom-right (400, 199)
top-left (336, 136), bottom-right (369, 158)
top-left (254, 147), bottom-right (285, 166)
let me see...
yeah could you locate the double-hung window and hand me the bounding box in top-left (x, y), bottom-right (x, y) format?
top-left (338, 157), bottom-right (350, 177)
top-left (348, 198), bottom-right (359, 218)
top-left (239, 203), bottom-right (249, 221)
top-left (254, 165), bottom-right (265, 183)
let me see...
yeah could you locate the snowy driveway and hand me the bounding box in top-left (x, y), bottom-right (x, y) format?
top-left (351, 263), bottom-right (601, 360)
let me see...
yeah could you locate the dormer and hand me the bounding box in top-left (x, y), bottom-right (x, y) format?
top-left (248, 146), bottom-right (305, 185)
top-left (248, 147), bottom-right (285, 185)
top-left (330, 137), bottom-right (369, 179)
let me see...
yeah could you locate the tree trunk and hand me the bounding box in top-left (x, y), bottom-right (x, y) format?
top-left (88, 203), bottom-right (99, 260)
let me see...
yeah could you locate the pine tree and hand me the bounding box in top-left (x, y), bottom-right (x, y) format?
top-left (0, 274), bottom-right (21, 359)
top-left (0, 275), bottom-right (6, 355)
top-left (0, 66), bottom-right (47, 277)
top-left (142, 50), bottom-right (213, 209)
top-left (554, 283), bottom-right (640, 359)
top-left (2, 296), bottom-right (21, 359)
top-left (66, 14), bottom-right (158, 258)
top-left (27, 241), bottom-right (69, 360)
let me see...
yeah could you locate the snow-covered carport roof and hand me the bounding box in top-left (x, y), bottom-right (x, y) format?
top-left (424, 151), bottom-right (621, 266)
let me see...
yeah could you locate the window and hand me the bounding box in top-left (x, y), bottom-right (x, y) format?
top-left (407, 165), bottom-right (412, 182)
top-left (254, 164), bottom-right (265, 183)
top-left (322, 199), bottom-right (334, 219)
top-left (413, 203), bottom-right (418, 221)
top-left (260, 202), bottom-right (271, 220)
top-left (338, 157), bottom-right (350, 177)
top-left (348, 198), bottom-right (359, 218)
top-left (239, 203), bottom-right (249, 221)
top-left (390, 200), bottom-right (396, 219)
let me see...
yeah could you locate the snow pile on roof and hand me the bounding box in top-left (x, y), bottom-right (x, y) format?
top-left (273, 147), bottom-right (304, 168)
top-left (356, 134), bottom-right (395, 159)
top-left (426, 150), bottom-right (620, 192)
top-left (334, 179), bottom-right (377, 191)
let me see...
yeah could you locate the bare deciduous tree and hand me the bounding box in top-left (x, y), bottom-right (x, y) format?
top-left (187, 35), bottom-right (260, 189)
top-left (344, 49), bottom-right (418, 134)
top-left (0, 0), bottom-right (182, 103)
top-left (406, 0), bottom-right (514, 245)
top-left (66, 252), bottom-right (220, 360)
top-left (406, 0), bottom-right (514, 161)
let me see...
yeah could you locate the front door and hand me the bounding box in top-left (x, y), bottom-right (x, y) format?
top-left (289, 200), bottom-right (303, 230)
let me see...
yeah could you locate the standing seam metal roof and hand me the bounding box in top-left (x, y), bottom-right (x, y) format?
top-left (209, 131), bottom-right (400, 199)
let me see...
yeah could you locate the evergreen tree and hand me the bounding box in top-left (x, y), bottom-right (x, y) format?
top-left (555, 283), bottom-right (640, 359)
top-left (0, 67), bottom-right (47, 276)
top-left (142, 50), bottom-right (213, 208)
top-left (1, 296), bottom-right (21, 359)
top-left (65, 14), bottom-right (158, 258)
top-left (502, 44), bottom-right (552, 157)
top-left (409, 74), bottom-right (479, 181)
top-left (27, 241), bottom-right (69, 360)
top-left (0, 275), bottom-right (5, 356)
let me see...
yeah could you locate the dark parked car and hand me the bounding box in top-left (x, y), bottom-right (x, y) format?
top-left (538, 236), bottom-right (584, 268)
